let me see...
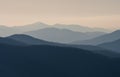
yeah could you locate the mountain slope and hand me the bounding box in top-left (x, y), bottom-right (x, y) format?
top-left (72, 30), bottom-right (120, 45)
top-left (0, 25), bottom-right (18, 36)
top-left (7, 34), bottom-right (59, 45)
top-left (70, 45), bottom-right (120, 57)
top-left (24, 28), bottom-right (105, 43)
top-left (98, 39), bottom-right (120, 52)
top-left (0, 22), bottom-right (49, 36)
top-left (5, 34), bottom-right (119, 57)
top-left (0, 44), bottom-right (119, 77)
top-left (13, 22), bottom-right (49, 32)
top-left (0, 37), bottom-right (26, 46)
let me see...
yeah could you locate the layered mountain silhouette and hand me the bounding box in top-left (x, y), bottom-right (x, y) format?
top-left (99, 39), bottom-right (120, 52)
top-left (0, 32), bottom-right (120, 77)
top-left (0, 34), bottom-right (117, 57)
top-left (72, 30), bottom-right (120, 45)
top-left (24, 28), bottom-right (105, 43)
top-left (0, 43), bottom-right (120, 77)
top-left (0, 22), bottom-right (109, 37)
top-left (0, 22), bottom-right (120, 77)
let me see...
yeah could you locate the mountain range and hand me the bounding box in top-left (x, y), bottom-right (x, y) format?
top-left (0, 30), bottom-right (120, 77)
top-left (53, 24), bottom-right (110, 32)
top-left (0, 22), bottom-right (120, 53)
top-left (0, 21), bottom-right (120, 77)
top-left (0, 22), bottom-right (48, 36)
top-left (0, 22), bottom-right (109, 37)
top-left (72, 30), bottom-right (120, 45)
top-left (24, 28), bottom-right (105, 43)
top-left (0, 34), bottom-right (118, 57)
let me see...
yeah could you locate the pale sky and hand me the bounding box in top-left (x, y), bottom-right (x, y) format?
top-left (0, 0), bottom-right (120, 30)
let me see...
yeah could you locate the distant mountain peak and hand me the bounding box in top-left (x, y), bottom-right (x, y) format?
top-left (31, 22), bottom-right (48, 25)
top-left (22, 22), bottom-right (49, 27)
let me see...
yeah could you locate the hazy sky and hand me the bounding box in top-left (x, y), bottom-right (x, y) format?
top-left (0, 0), bottom-right (120, 29)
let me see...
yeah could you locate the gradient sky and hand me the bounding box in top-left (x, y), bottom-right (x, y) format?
top-left (0, 0), bottom-right (120, 30)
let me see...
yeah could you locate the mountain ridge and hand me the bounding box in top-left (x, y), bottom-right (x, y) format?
top-left (98, 39), bottom-right (120, 52)
top-left (1, 34), bottom-right (119, 57)
top-left (0, 22), bottom-right (109, 37)
top-left (24, 27), bottom-right (106, 43)
top-left (72, 30), bottom-right (120, 45)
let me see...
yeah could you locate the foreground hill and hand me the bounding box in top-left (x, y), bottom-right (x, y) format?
top-left (0, 44), bottom-right (120, 77)
top-left (72, 30), bottom-right (120, 45)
